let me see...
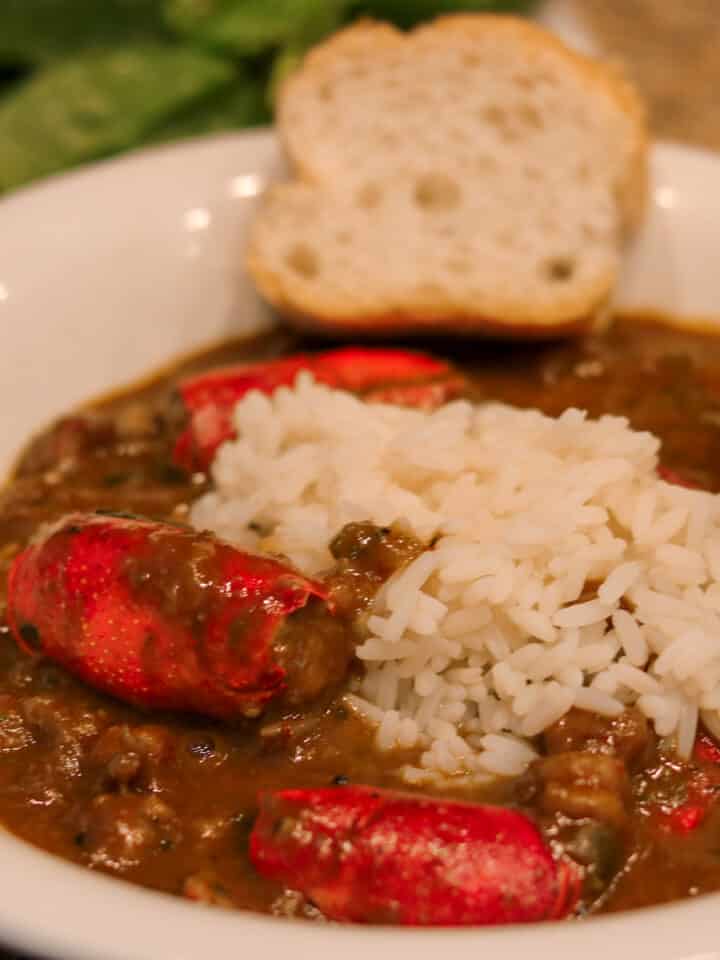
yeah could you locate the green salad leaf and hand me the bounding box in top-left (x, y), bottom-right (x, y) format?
top-left (0, 45), bottom-right (233, 191)
top-left (0, 0), bottom-right (537, 192)
top-left (149, 73), bottom-right (270, 142)
top-left (164, 0), bottom-right (297, 54)
top-left (268, 44), bottom-right (306, 105)
top-left (161, 0), bottom-right (226, 38)
top-left (0, 0), bottom-right (168, 66)
top-left (356, 0), bottom-right (533, 28)
top-left (266, 1), bottom-right (353, 105)
top-left (164, 0), bottom-right (351, 57)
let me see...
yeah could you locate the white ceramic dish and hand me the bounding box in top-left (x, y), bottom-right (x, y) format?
top-left (1, 130), bottom-right (720, 960)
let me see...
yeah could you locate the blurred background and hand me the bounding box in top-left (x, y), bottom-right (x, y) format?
top-left (0, 0), bottom-right (718, 195)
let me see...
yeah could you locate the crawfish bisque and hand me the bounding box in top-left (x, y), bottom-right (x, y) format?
top-left (4, 321), bottom-right (720, 922)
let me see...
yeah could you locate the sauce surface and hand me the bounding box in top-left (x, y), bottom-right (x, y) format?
top-left (2, 317), bottom-right (720, 918)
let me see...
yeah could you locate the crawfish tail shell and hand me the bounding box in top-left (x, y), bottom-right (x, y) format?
top-left (174, 355), bottom-right (312, 470)
top-left (250, 785), bottom-right (577, 925)
top-left (173, 348), bottom-right (464, 471)
top-left (309, 348), bottom-right (455, 391)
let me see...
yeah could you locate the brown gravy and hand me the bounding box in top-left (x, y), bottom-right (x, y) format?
top-left (2, 316), bottom-right (720, 918)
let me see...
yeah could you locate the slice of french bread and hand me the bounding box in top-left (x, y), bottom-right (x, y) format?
top-left (246, 15), bottom-right (648, 336)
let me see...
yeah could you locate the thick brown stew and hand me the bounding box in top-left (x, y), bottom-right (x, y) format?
top-left (3, 318), bottom-right (720, 921)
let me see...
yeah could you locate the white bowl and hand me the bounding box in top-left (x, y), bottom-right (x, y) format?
top-left (0, 131), bottom-right (720, 960)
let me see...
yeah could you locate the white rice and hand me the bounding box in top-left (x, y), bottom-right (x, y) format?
top-left (190, 373), bottom-right (720, 783)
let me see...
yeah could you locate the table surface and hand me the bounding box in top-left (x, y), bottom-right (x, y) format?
top-left (2, 3), bottom-right (717, 958)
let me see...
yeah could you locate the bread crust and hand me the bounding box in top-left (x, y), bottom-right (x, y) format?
top-left (243, 300), bottom-right (596, 340)
top-left (247, 248), bottom-right (614, 336)
top-left (249, 15), bottom-right (648, 338)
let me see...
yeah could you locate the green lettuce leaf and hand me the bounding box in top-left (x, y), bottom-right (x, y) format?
top-left (267, 44), bottom-right (306, 106)
top-left (164, 0), bottom-right (351, 57)
top-left (0, 0), bottom-right (168, 66)
top-left (356, 0), bottom-right (535, 28)
top-left (165, 0), bottom-right (297, 53)
top-left (149, 74), bottom-right (269, 142)
top-left (0, 45), bottom-right (234, 191)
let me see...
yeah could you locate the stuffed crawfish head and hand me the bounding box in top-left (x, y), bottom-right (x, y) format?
top-left (250, 785), bottom-right (582, 925)
top-left (6, 512), bottom-right (351, 719)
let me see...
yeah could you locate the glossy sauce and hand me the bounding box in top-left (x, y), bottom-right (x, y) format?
top-left (2, 317), bottom-right (720, 918)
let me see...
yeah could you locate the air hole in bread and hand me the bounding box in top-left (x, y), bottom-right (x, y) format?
top-left (483, 105), bottom-right (519, 142)
top-left (285, 244), bottom-right (320, 279)
top-left (543, 257), bottom-right (576, 283)
top-left (318, 82), bottom-right (333, 102)
top-left (414, 173), bottom-right (461, 211)
top-left (463, 52), bottom-right (481, 67)
top-left (483, 105), bottom-right (506, 129)
top-left (519, 104), bottom-right (542, 130)
top-left (582, 223), bottom-right (604, 242)
top-left (476, 155), bottom-right (497, 173)
top-left (446, 257), bottom-right (473, 275)
top-left (356, 182), bottom-right (382, 209)
top-left (577, 161), bottom-right (591, 182)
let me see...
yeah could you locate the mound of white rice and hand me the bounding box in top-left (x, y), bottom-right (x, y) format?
top-left (190, 373), bottom-right (720, 784)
